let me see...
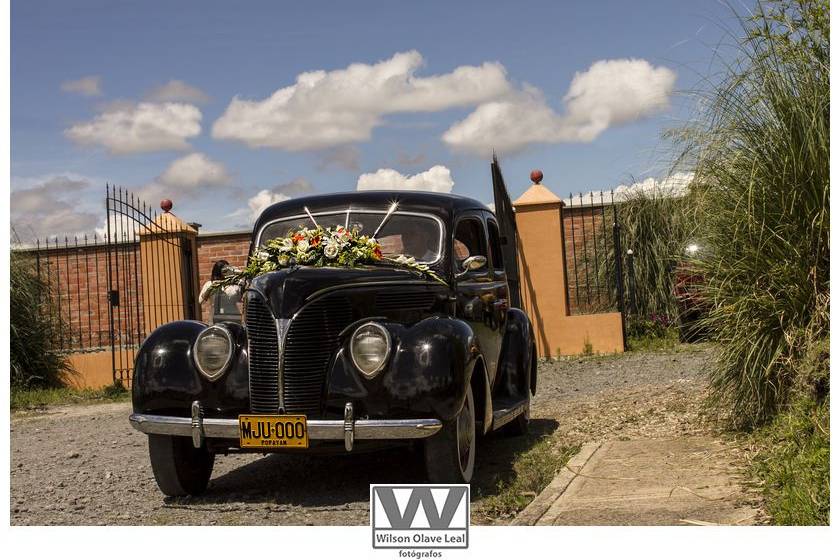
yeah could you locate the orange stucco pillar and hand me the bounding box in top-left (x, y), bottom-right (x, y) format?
top-left (513, 171), bottom-right (624, 357)
top-left (513, 177), bottom-right (569, 357)
top-left (139, 210), bottom-right (201, 335)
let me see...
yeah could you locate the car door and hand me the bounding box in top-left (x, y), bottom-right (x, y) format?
top-left (491, 155), bottom-right (522, 309)
top-left (453, 212), bottom-right (501, 384)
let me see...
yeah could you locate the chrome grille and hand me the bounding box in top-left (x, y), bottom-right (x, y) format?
top-left (245, 293), bottom-right (280, 413)
top-left (282, 295), bottom-right (354, 415)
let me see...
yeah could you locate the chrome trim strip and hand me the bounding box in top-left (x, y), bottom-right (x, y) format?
top-left (190, 401), bottom-right (204, 448)
top-left (276, 317), bottom-right (290, 412)
top-left (491, 401), bottom-right (528, 430)
top-left (256, 210), bottom-right (446, 265)
top-left (129, 413), bottom-right (442, 441)
top-left (343, 402), bottom-right (354, 451)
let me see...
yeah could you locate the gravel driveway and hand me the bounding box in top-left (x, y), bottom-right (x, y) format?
top-left (11, 345), bottom-right (729, 525)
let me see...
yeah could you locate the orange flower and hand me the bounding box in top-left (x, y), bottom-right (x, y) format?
top-left (292, 233), bottom-right (304, 243)
top-left (310, 235), bottom-right (321, 246)
top-left (373, 247), bottom-right (382, 259)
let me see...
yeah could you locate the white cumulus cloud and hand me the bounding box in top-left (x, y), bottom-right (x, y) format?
top-left (245, 178), bottom-right (316, 221)
top-left (11, 174), bottom-right (102, 242)
top-left (158, 153), bottom-right (232, 190)
top-left (138, 152), bottom-right (233, 202)
top-left (212, 50), bottom-right (512, 151)
top-left (61, 75), bottom-right (103, 97)
top-left (64, 102), bottom-right (202, 155)
top-left (443, 59), bottom-right (677, 156)
top-left (357, 165), bottom-right (454, 193)
top-left (145, 79), bottom-right (210, 104)
top-left (562, 172), bottom-right (695, 206)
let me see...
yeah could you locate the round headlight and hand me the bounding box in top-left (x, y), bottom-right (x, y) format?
top-left (193, 325), bottom-right (233, 381)
top-left (350, 322), bottom-right (391, 378)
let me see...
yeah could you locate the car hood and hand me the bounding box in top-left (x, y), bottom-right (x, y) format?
top-left (247, 265), bottom-right (446, 319)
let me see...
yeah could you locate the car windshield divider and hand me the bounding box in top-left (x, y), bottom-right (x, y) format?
top-left (371, 201), bottom-right (399, 239)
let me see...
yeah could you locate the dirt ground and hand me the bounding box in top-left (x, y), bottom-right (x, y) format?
top-left (10, 344), bottom-right (762, 525)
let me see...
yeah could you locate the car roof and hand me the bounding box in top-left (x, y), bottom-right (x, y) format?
top-left (253, 190), bottom-right (492, 233)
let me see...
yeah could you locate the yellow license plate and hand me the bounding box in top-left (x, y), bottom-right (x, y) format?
top-left (238, 415), bottom-right (309, 448)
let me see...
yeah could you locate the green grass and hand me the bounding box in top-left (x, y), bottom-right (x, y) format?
top-left (11, 382), bottom-right (129, 411)
top-left (476, 437), bottom-right (579, 520)
top-left (627, 329), bottom-right (680, 352)
top-left (751, 395), bottom-right (829, 525)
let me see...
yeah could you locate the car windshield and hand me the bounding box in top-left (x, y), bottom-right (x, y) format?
top-left (259, 211), bottom-right (443, 263)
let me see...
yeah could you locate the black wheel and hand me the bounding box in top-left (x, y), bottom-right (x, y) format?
top-left (424, 389), bottom-right (476, 483)
top-left (148, 435), bottom-right (214, 497)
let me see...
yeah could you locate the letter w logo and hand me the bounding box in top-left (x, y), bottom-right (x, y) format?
top-left (374, 487), bottom-right (467, 529)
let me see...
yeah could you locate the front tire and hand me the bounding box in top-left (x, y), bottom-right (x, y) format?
top-left (424, 389), bottom-right (476, 483)
top-left (148, 435), bottom-right (215, 497)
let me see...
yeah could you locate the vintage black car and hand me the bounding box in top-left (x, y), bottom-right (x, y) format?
top-left (130, 189), bottom-right (537, 496)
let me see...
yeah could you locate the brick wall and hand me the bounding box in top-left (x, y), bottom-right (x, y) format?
top-left (18, 240), bottom-right (144, 351)
top-left (16, 231), bottom-right (255, 348)
top-left (561, 205), bottom-right (614, 315)
top-left (19, 208), bottom-right (620, 348)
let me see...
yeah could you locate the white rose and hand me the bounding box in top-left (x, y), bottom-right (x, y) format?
top-left (324, 244), bottom-right (339, 259)
top-left (280, 238), bottom-right (294, 252)
top-left (296, 239), bottom-right (309, 252)
top-left (255, 250), bottom-right (270, 260)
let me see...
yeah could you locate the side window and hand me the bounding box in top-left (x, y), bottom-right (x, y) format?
top-left (487, 220), bottom-right (504, 271)
top-left (453, 217), bottom-right (487, 270)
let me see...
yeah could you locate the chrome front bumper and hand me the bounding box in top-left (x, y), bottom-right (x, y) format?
top-left (129, 401), bottom-right (442, 452)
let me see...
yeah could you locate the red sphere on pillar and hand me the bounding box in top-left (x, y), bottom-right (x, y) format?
top-left (530, 169), bottom-right (543, 184)
top-left (160, 199), bottom-right (173, 213)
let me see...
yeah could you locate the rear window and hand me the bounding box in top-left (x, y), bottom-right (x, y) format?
top-left (259, 211), bottom-right (443, 263)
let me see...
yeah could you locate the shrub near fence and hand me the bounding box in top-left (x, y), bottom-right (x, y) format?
top-left (10, 251), bottom-right (71, 388)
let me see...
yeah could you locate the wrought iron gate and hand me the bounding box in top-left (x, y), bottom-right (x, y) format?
top-left (562, 191), bottom-right (628, 348)
top-left (104, 186), bottom-right (199, 385)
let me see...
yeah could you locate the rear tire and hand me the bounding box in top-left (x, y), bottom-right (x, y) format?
top-left (148, 435), bottom-right (214, 497)
top-left (424, 389), bottom-right (476, 483)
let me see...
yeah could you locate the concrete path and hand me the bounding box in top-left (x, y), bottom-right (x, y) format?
top-left (514, 437), bottom-right (760, 526)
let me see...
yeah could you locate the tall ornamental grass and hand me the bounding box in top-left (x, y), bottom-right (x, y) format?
top-left (10, 251), bottom-right (71, 389)
top-left (678, 0), bottom-right (829, 427)
top-left (611, 187), bottom-right (699, 320)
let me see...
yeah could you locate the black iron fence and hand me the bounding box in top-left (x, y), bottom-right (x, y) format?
top-left (14, 186), bottom-right (199, 386)
top-left (21, 234), bottom-right (113, 351)
top-left (105, 185), bottom-right (199, 384)
top-left (564, 191), bottom-right (620, 314)
top-left (562, 191), bottom-right (637, 344)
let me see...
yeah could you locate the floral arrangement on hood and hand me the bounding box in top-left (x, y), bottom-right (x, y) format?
top-left (200, 225), bottom-right (445, 302)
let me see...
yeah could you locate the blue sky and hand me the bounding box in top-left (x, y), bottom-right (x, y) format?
top-left (10, 0), bottom-right (741, 241)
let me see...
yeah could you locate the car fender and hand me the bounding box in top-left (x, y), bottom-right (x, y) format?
top-left (131, 320), bottom-right (250, 416)
top-left (325, 316), bottom-right (481, 422)
top-left (496, 308), bottom-right (536, 396)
